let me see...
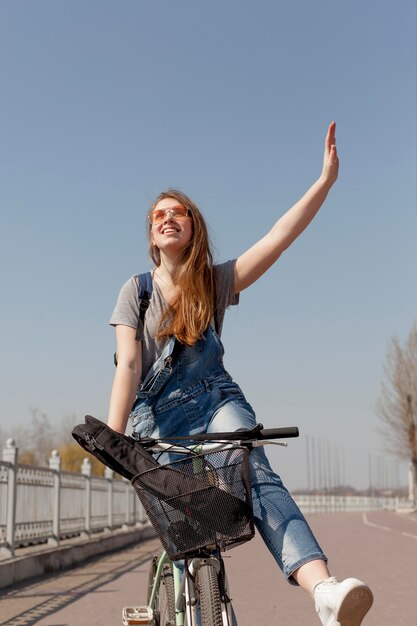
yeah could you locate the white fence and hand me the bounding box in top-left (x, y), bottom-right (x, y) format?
top-left (294, 493), bottom-right (412, 514)
top-left (0, 439), bottom-right (147, 558)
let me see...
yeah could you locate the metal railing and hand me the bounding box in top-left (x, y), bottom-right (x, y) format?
top-left (294, 493), bottom-right (412, 514)
top-left (0, 439), bottom-right (148, 558)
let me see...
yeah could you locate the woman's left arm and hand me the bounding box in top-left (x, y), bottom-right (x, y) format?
top-left (234, 122), bottom-right (339, 293)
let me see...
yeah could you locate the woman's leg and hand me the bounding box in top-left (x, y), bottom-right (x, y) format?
top-left (292, 559), bottom-right (331, 593)
top-left (208, 403), bottom-right (373, 625)
top-left (207, 401), bottom-right (328, 582)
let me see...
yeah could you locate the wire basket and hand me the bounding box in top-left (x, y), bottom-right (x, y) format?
top-left (132, 446), bottom-right (255, 560)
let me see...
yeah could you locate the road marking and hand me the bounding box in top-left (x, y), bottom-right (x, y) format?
top-left (362, 513), bottom-right (417, 540)
top-left (362, 512), bottom-right (391, 531)
top-left (402, 532), bottom-right (417, 540)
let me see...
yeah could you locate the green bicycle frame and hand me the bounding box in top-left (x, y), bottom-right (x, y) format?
top-left (148, 550), bottom-right (185, 626)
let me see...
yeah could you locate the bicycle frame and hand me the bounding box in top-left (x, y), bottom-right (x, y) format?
top-left (124, 429), bottom-right (296, 626)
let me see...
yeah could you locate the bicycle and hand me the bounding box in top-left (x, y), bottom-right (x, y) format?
top-left (121, 424), bottom-right (299, 626)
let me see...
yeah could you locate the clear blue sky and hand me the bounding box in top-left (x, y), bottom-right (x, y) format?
top-left (1, 1), bottom-right (415, 490)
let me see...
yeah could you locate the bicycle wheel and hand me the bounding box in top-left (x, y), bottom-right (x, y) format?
top-left (156, 562), bottom-right (176, 626)
top-left (196, 564), bottom-right (223, 626)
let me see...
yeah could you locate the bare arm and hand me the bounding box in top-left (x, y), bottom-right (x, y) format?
top-left (234, 122), bottom-right (339, 293)
top-left (107, 325), bottom-right (142, 434)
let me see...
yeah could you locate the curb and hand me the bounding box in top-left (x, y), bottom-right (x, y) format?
top-left (0, 525), bottom-right (156, 591)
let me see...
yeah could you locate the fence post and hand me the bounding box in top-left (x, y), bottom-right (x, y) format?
top-left (132, 486), bottom-right (137, 524)
top-left (48, 450), bottom-right (61, 547)
top-left (1, 439), bottom-right (18, 558)
top-left (104, 467), bottom-right (114, 531)
top-left (81, 458), bottom-right (92, 538)
top-left (122, 478), bottom-right (130, 530)
top-left (409, 461), bottom-right (415, 504)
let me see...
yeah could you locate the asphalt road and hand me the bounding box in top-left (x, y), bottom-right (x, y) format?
top-left (1, 510), bottom-right (416, 626)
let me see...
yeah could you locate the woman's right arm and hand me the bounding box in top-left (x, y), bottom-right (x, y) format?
top-left (234, 122), bottom-right (339, 293)
top-left (107, 325), bottom-right (142, 434)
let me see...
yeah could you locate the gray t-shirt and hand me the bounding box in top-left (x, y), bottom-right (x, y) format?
top-left (110, 260), bottom-right (239, 381)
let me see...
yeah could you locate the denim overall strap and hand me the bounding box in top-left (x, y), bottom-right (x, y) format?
top-left (137, 326), bottom-right (227, 402)
top-left (136, 335), bottom-right (177, 399)
top-left (130, 326), bottom-right (230, 438)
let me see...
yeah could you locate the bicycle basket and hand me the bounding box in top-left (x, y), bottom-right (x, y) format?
top-left (132, 446), bottom-right (254, 560)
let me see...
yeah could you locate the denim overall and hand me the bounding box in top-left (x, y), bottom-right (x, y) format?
top-left (131, 325), bottom-right (326, 581)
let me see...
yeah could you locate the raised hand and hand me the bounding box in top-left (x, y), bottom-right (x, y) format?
top-left (321, 121), bottom-right (339, 187)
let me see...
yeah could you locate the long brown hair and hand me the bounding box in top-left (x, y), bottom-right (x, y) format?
top-left (148, 189), bottom-right (215, 345)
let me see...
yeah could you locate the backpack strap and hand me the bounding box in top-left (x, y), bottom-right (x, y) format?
top-left (113, 272), bottom-right (153, 366)
top-left (135, 272), bottom-right (153, 341)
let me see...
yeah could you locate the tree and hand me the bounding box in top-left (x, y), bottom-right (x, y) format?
top-left (376, 324), bottom-right (417, 505)
top-left (56, 412), bottom-right (80, 446)
top-left (58, 441), bottom-right (107, 475)
top-left (0, 424), bottom-right (5, 453)
top-left (28, 408), bottom-right (58, 466)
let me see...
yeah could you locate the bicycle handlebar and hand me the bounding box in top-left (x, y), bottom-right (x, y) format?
top-left (139, 424), bottom-right (299, 446)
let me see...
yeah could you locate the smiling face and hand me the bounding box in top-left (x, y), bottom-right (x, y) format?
top-left (149, 197), bottom-right (193, 261)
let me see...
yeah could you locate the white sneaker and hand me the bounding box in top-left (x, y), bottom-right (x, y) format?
top-left (314, 577), bottom-right (373, 626)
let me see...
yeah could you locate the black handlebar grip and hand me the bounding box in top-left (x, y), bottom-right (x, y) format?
top-left (257, 426), bottom-right (299, 439)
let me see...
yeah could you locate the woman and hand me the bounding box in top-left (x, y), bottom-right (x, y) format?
top-left (108, 122), bottom-right (373, 626)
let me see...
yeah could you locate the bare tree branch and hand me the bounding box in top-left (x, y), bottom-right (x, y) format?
top-left (376, 324), bottom-right (417, 503)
